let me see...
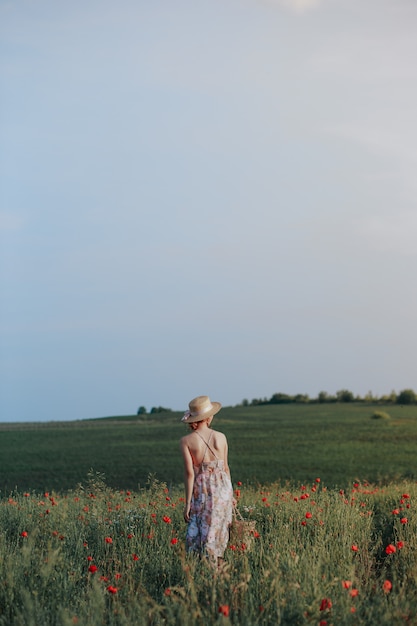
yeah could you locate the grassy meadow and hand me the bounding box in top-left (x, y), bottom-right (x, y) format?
top-left (1, 403), bottom-right (417, 624)
top-left (0, 403), bottom-right (416, 492)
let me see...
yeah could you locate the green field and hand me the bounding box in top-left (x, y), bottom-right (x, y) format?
top-left (1, 403), bottom-right (417, 493)
top-left (1, 404), bottom-right (417, 624)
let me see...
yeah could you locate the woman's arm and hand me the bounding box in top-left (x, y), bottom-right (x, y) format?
top-left (180, 437), bottom-right (195, 523)
top-left (222, 434), bottom-right (231, 479)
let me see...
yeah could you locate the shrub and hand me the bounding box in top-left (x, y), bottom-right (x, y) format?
top-left (371, 410), bottom-right (391, 420)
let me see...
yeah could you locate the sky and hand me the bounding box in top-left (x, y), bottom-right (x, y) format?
top-left (1, 0), bottom-right (417, 422)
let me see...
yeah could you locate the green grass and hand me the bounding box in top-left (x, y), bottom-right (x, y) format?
top-left (1, 403), bottom-right (417, 493)
top-left (1, 476), bottom-right (417, 625)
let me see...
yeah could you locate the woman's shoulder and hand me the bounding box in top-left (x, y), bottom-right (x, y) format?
top-left (211, 429), bottom-right (227, 442)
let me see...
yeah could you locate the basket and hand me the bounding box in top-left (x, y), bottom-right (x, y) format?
top-left (229, 508), bottom-right (256, 550)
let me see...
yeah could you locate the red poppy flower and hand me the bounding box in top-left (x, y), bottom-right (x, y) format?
top-left (132, 553), bottom-right (139, 561)
top-left (349, 589), bottom-right (359, 598)
top-left (392, 509), bottom-right (400, 515)
top-left (162, 516), bottom-right (172, 524)
top-left (20, 531), bottom-right (28, 538)
top-left (342, 580), bottom-right (352, 589)
top-left (164, 588), bottom-right (171, 596)
top-left (127, 533), bottom-right (134, 539)
top-left (237, 481), bottom-right (242, 486)
top-left (301, 521), bottom-right (307, 526)
top-left (319, 598), bottom-right (332, 611)
top-left (351, 545), bottom-right (358, 552)
top-left (402, 494), bottom-right (410, 499)
top-left (383, 580), bottom-right (392, 594)
top-left (88, 565), bottom-right (98, 573)
top-left (385, 544), bottom-right (396, 555)
top-left (106, 586), bottom-right (117, 594)
top-left (218, 605), bottom-right (230, 617)
top-left (105, 537), bottom-right (113, 544)
top-left (171, 538), bottom-right (178, 545)
top-left (400, 517), bottom-right (408, 525)
top-left (396, 541), bottom-right (404, 549)
top-left (305, 512), bottom-right (312, 519)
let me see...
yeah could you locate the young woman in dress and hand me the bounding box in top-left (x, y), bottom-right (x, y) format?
top-left (180, 395), bottom-right (234, 565)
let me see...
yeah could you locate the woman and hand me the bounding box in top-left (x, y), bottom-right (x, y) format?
top-left (180, 395), bottom-right (234, 565)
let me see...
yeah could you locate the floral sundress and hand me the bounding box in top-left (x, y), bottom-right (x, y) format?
top-left (186, 431), bottom-right (233, 560)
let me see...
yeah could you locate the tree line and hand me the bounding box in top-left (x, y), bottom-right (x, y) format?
top-left (241, 388), bottom-right (417, 406)
top-left (137, 388), bottom-right (417, 415)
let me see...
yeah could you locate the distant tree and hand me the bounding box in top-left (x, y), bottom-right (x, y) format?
top-left (396, 389), bottom-right (417, 405)
top-left (241, 399), bottom-right (249, 407)
top-left (294, 394), bottom-right (309, 403)
top-left (137, 406), bottom-right (147, 415)
top-left (317, 391), bottom-right (329, 403)
top-left (270, 393), bottom-right (294, 404)
top-left (336, 389), bottom-right (354, 402)
top-left (364, 391), bottom-right (375, 403)
top-left (150, 406), bottom-right (172, 414)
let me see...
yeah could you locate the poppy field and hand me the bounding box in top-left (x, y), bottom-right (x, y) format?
top-left (1, 472), bottom-right (417, 625)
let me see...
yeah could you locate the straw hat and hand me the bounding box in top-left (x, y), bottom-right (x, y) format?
top-left (181, 395), bottom-right (222, 423)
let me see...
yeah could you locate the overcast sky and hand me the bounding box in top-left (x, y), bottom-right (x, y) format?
top-left (1, 0), bottom-right (417, 422)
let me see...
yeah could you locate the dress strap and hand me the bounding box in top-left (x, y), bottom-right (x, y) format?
top-left (196, 430), bottom-right (218, 462)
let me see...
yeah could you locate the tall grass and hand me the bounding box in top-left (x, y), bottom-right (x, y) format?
top-left (1, 472), bottom-right (416, 625)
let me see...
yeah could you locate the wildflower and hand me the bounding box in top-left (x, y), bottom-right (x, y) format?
top-left (402, 494), bottom-right (410, 499)
top-left (170, 538), bottom-right (178, 545)
top-left (319, 598), bottom-right (332, 611)
top-left (218, 605), bottom-right (230, 617)
top-left (397, 541), bottom-right (404, 549)
top-left (385, 544), bottom-right (396, 555)
top-left (132, 553), bottom-right (139, 560)
top-left (349, 588), bottom-right (359, 598)
top-left (305, 512), bottom-right (312, 519)
top-left (164, 588), bottom-right (171, 596)
top-left (351, 545), bottom-right (358, 552)
top-left (229, 544), bottom-right (237, 551)
top-left (342, 580), bottom-right (352, 589)
top-left (127, 533), bottom-right (134, 539)
top-left (106, 586), bottom-right (118, 594)
top-left (20, 531), bottom-right (28, 538)
top-left (392, 509), bottom-right (400, 515)
top-left (383, 580), bottom-right (392, 594)
top-left (105, 537), bottom-right (113, 544)
top-left (88, 565), bottom-right (98, 573)
top-left (301, 521), bottom-right (307, 526)
top-left (235, 489), bottom-right (241, 498)
top-left (87, 555), bottom-right (93, 561)
top-left (237, 481), bottom-right (242, 486)
top-left (115, 573), bottom-right (122, 580)
top-left (162, 516), bottom-right (172, 524)
top-left (400, 517), bottom-right (408, 525)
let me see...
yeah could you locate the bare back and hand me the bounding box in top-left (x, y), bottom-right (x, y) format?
top-left (181, 428), bottom-right (228, 468)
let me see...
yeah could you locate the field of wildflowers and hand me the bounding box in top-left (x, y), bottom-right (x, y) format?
top-left (1, 472), bottom-right (417, 625)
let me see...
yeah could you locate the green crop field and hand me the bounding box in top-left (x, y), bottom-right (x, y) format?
top-left (0, 403), bottom-right (416, 493)
top-left (1, 404), bottom-right (417, 624)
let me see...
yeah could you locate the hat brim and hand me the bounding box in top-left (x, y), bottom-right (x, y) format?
top-left (181, 401), bottom-right (222, 423)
